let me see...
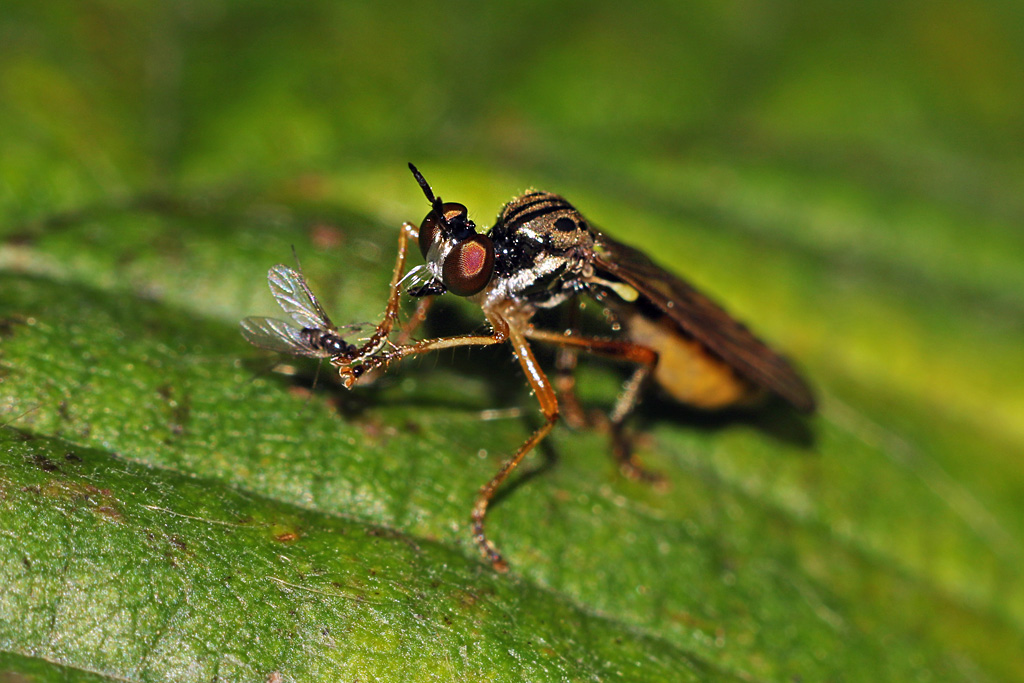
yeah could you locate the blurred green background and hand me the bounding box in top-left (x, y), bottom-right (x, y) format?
top-left (1, 1), bottom-right (1023, 681)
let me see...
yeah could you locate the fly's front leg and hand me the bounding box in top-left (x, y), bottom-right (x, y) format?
top-left (472, 320), bottom-right (560, 572)
top-left (524, 328), bottom-right (663, 483)
top-left (343, 310), bottom-right (511, 388)
top-left (337, 222), bottom-right (419, 387)
top-left (356, 292), bottom-right (435, 384)
top-left (370, 221), bottom-right (420, 344)
top-left (395, 295), bottom-right (434, 346)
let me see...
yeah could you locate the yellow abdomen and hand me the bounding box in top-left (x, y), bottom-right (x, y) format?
top-left (625, 313), bottom-right (760, 409)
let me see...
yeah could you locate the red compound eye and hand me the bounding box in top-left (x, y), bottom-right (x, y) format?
top-left (418, 202), bottom-right (469, 258)
top-left (417, 213), bottom-right (442, 258)
top-left (442, 234), bottom-right (495, 296)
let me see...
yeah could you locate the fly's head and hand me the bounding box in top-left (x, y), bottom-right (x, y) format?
top-left (407, 163), bottom-right (495, 299)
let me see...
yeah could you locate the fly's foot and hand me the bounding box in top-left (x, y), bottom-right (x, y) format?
top-left (471, 501), bottom-right (509, 573)
top-left (613, 428), bottom-right (668, 488)
top-left (617, 456), bottom-right (667, 487)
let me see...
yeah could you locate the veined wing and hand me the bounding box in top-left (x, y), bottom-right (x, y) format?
top-left (239, 317), bottom-right (334, 357)
top-left (591, 231), bottom-right (815, 413)
top-left (241, 265), bottom-right (363, 358)
top-left (267, 264), bottom-right (337, 332)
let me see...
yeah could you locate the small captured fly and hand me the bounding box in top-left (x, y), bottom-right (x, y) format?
top-left (242, 164), bottom-right (815, 572)
top-left (241, 264), bottom-right (362, 359)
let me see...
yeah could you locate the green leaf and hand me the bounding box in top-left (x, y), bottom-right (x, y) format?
top-left (2, 2), bottom-right (1023, 682)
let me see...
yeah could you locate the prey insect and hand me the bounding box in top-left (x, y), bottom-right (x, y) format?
top-left (242, 163), bottom-right (815, 572)
top-left (240, 264), bottom-right (364, 359)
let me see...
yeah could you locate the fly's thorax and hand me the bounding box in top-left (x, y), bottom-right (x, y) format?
top-left (486, 191), bottom-right (596, 307)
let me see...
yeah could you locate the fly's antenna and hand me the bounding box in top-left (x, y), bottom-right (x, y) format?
top-left (408, 163), bottom-right (445, 217)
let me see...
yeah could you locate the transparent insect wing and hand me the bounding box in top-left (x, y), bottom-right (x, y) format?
top-left (267, 264), bottom-right (337, 332)
top-left (239, 316), bottom-right (332, 357)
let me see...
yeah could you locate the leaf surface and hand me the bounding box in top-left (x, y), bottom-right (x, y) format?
top-left (2, 2), bottom-right (1023, 681)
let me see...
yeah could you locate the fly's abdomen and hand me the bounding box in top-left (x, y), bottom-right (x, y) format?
top-left (624, 311), bottom-right (763, 409)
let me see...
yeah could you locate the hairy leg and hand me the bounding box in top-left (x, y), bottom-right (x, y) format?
top-left (524, 328), bottom-right (662, 482)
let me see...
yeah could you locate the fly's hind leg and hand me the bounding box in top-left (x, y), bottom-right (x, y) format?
top-left (607, 363), bottom-right (663, 484)
top-left (553, 298), bottom-right (589, 429)
top-left (472, 318), bottom-right (560, 572)
top-left (525, 328), bottom-right (664, 483)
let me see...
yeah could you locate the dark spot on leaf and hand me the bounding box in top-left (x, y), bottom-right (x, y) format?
top-left (5, 428), bottom-right (33, 442)
top-left (95, 506), bottom-right (123, 521)
top-left (3, 231), bottom-right (35, 246)
top-left (288, 386), bottom-right (313, 399)
top-left (30, 454), bottom-right (60, 472)
top-left (22, 556), bottom-right (31, 569)
top-left (169, 536), bottom-right (187, 550)
top-left (0, 316), bottom-right (25, 338)
top-left (64, 451), bottom-right (82, 463)
top-left (0, 670), bottom-right (32, 683)
top-left (157, 383), bottom-right (191, 437)
top-left (454, 589), bottom-right (479, 609)
top-left (310, 223), bottom-right (345, 249)
top-left (359, 417), bottom-right (394, 443)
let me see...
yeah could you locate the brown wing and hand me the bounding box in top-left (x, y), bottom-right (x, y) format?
top-left (591, 231), bottom-right (815, 413)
